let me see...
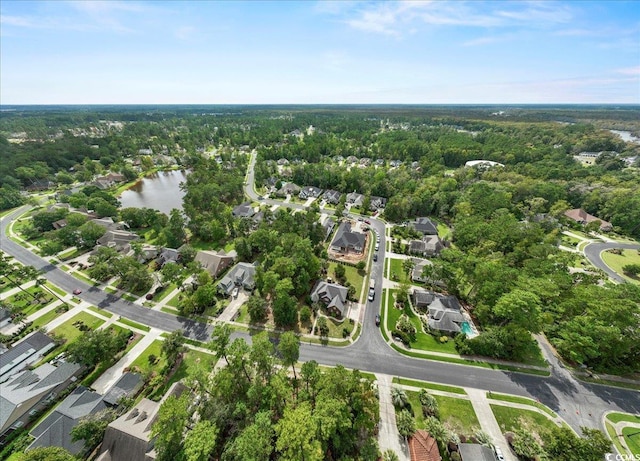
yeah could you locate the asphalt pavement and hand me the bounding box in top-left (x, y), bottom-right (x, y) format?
top-left (2, 160), bottom-right (640, 433)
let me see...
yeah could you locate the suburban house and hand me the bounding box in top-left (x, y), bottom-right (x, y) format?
top-left (52, 219), bottom-right (68, 230)
top-left (277, 158), bottom-right (290, 166)
top-left (334, 155), bottom-right (344, 163)
top-left (157, 248), bottom-right (180, 267)
top-left (346, 191), bottom-right (364, 208)
top-left (310, 280), bottom-right (349, 318)
top-left (218, 262), bottom-right (258, 296)
top-left (409, 217), bottom-right (438, 236)
top-left (411, 259), bottom-right (432, 283)
top-left (408, 429), bottom-right (442, 461)
top-left (330, 222), bottom-right (366, 254)
top-left (28, 386), bottom-right (106, 455)
top-left (0, 332), bottom-right (56, 383)
top-left (564, 208), bottom-right (613, 232)
top-left (97, 382), bottom-right (187, 461)
top-left (136, 245), bottom-right (160, 264)
top-left (375, 158), bottom-right (385, 166)
top-left (28, 372), bottom-right (142, 455)
top-left (369, 196), bottom-right (387, 211)
top-left (0, 362), bottom-right (82, 440)
top-left (194, 250), bottom-right (237, 278)
top-left (276, 182), bottom-right (301, 197)
top-left (390, 159), bottom-right (403, 168)
top-left (345, 155), bottom-right (358, 164)
top-left (321, 216), bottom-right (336, 240)
top-left (97, 230), bottom-right (139, 252)
top-left (299, 186), bottom-right (323, 199)
top-left (458, 443), bottom-right (497, 461)
top-left (359, 157), bottom-right (372, 166)
top-left (232, 203), bottom-right (256, 218)
top-left (322, 189), bottom-right (342, 205)
top-left (412, 289), bottom-right (465, 335)
top-left (90, 217), bottom-right (126, 231)
top-left (409, 235), bottom-right (444, 257)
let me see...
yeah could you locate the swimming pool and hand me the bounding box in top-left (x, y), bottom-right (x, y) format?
top-left (461, 321), bottom-right (473, 336)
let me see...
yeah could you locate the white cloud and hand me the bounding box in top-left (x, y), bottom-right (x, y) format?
top-left (332, 1), bottom-right (577, 36)
top-left (615, 66), bottom-right (640, 76)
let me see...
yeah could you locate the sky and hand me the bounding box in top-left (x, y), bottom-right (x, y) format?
top-left (1, 0), bottom-right (639, 104)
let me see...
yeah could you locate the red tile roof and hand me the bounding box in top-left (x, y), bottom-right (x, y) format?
top-left (564, 208), bottom-right (612, 231)
top-left (409, 429), bottom-right (442, 461)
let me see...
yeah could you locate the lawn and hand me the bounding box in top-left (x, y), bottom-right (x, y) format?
top-left (32, 307), bottom-right (66, 330)
top-left (437, 222), bottom-right (452, 240)
top-left (328, 261), bottom-right (364, 299)
top-left (388, 258), bottom-right (409, 282)
top-left (487, 392), bottom-right (557, 417)
top-left (149, 348), bottom-right (217, 401)
top-left (118, 317), bottom-right (151, 332)
top-left (406, 390), bottom-right (480, 437)
top-left (392, 377), bottom-right (466, 395)
top-left (622, 427), bottom-right (640, 456)
top-left (154, 283), bottom-right (177, 302)
top-left (4, 286), bottom-right (54, 316)
top-left (607, 413), bottom-right (640, 424)
top-left (51, 311), bottom-right (106, 343)
top-left (491, 404), bottom-right (560, 439)
top-left (601, 249), bottom-right (640, 284)
top-left (385, 289), bottom-right (457, 354)
top-left (87, 305), bottom-right (113, 318)
top-left (322, 315), bottom-right (354, 339)
top-left (129, 340), bottom-right (165, 375)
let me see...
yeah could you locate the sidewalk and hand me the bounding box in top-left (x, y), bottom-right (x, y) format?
top-left (0, 280), bottom-right (36, 300)
top-left (376, 373), bottom-right (408, 461)
top-left (91, 327), bottom-right (163, 394)
top-left (466, 388), bottom-right (516, 461)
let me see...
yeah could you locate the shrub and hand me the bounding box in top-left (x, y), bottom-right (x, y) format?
top-left (392, 329), bottom-right (411, 346)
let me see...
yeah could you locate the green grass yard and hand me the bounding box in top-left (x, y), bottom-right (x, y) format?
top-left (487, 392), bottom-right (557, 417)
top-left (130, 340), bottom-right (165, 375)
top-left (328, 261), bottom-right (364, 300)
top-left (606, 413), bottom-right (640, 424)
top-left (406, 390), bottom-right (480, 437)
top-left (392, 377), bottom-right (466, 395)
top-left (51, 311), bottom-right (105, 343)
top-left (388, 258), bottom-right (409, 283)
top-left (491, 404), bottom-right (560, 438)
top-left (622, 427), bottom-right (640, 456)
top-left (601, 249), bottom-right (640, 284)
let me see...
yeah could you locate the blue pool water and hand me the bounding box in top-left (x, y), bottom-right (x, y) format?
top-left (461, 321), bottom-right (473, 336)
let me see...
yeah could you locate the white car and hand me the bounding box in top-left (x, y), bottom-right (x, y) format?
top-left (494, 446), bottom-right (505, 461)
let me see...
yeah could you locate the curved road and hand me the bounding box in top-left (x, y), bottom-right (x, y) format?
top-left (584, 242), bottom-right (640, 283)
top-left (2, 157), bottom-right (639, 433)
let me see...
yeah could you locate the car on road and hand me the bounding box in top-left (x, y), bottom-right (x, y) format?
top-left (373, 253), bottom-right (378, 262)
top-left (494, 447), bottom-right (505, 461)
top-left (375, 242), bottom-right (379, 251)
top-left (72, 288), bottom-right (82, 295)
top-left (357, 217), bottom-right (364, 221)
top-left (364, 219), bottom-right (371, 224)
top-left (375, 314), bottom-right (380, 326)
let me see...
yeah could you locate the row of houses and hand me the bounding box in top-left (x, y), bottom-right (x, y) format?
top-left (271, 183), bottom-right (387, 211)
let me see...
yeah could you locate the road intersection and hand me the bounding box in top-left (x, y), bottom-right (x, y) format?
top-left (1, 155), bottom-right (638, 436)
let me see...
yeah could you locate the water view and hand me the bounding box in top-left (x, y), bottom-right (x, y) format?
top-left (119, 169), bottom-right (189, 215)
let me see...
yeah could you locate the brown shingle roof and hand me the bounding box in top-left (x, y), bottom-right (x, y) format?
top-left (409, 429), bottom-right (442, 461)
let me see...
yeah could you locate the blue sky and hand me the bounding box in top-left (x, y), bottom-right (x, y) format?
top-left (1, 1), bottom-right (639, 104)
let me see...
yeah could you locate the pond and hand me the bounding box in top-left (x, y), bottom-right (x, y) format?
top-left (119, 170), bottom-right (189, 215)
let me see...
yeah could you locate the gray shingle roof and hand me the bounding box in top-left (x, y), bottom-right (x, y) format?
top-left (331, 222), bottom-right (366, 253)
top-left (311, 281), bottom-right (349, 317)
top-left (103, 372), bottom-right (143, 407)
top-left (410, 217), bottom-right (438, 235)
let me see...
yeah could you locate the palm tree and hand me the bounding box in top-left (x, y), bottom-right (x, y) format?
top-left (382, 449), bottom-right (400, 461)
top-left (424, 416), bottom-right (450, 452)
top-left (419, 389), bottom-right (440, 418)
top-left (396, 409), bottom-right (416, 439)
top-left (391, 386), bottom-right (409, 410)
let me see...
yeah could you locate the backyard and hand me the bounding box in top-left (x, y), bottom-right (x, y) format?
top-left (328, 261), bottom-right (365, 299)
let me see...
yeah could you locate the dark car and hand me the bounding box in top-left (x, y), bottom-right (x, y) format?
top-left (72, 288), bottom-right (82, 295)
top-left (375, 314), bottom-right (381, 326)
top-left (364, 219), bottom-right (371, 224)
top-left (373, 253), bottom-right (378, 262)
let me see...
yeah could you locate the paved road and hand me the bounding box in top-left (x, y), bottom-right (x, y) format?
top-left (2, 161), bottom-right (640, 433)
top-left (583, 242), bottom-right (640, 283)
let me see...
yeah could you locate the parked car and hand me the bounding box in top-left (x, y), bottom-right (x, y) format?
top-left (375, 314), bottom-right (381, 326)
top-left (364, 219), bottom-right (371, 224)
top-left (72, 288), bottom-right (82, 295)
top-left (373, 253), bottom-right (378, 262)
top-left (494, 447), bottom-right (505, 461)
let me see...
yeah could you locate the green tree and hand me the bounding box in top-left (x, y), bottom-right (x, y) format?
top-left (511, 428), bottom-right (543, 459)
top-left (66, 329), bottom-right (122, 367)
top-left (396, 409), bottom-right (416, 439)
top-left (77, 221), bottom-right (106, 248)
top-left (543, 426), bottom-right (610, 461)
top-left (622, 264), bottom-right (640, 277)
top-left (383, 450), bottom-right (400, 461)
top-left (71, 409), bottom-right (117, 453)
top-left (493, 289), bottom-right (543, 333)
top-left (223, 411), bottom-right (274, 461)
top-left (275, 402), bottom-right (323, 461)
top-left (183, 420), bottom-right (218, 461)
top-left (21, 447), bottom-right (75, 461)
top-left (247, 295), bottom-right (267, 323)
top-left (151, 393), bottom-right (190, 461)
top-left (278, 331), bottom-right (300, 380)
top-left (161, 330), bottom-right (186, 371)
top-left (391, 386), bottom-right (409, 409)
top-left (419, 389), bottom-right (439, 418)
